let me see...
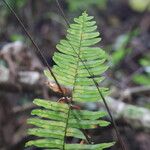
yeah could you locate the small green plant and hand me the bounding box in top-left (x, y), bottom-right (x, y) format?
top-left (111, 29), bottom-right (139, 66)
top-left (7, 0), bottom-right (26, 9)
top-left (132, 54), bottom-right (150, 85)
top-left (26, 12), bottom-right (114, 149)
top-left (66, 0), bottom-right (107, 12)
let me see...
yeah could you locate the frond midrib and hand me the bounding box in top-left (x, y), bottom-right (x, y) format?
top-left (63, 15), bottom-right (87, 150)
top-left (71, 15), bottom-right (86, 98)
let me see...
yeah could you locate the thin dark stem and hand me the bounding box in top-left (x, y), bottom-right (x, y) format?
top-left (62, 106), bottom-right (71, 150)
top-left (2, 0), bottom-right (65, 96)
top-left (55, 0), bottom-right (126, 150)
top-left (2, 0), bottom-right (91, 145)
top-left (56, 0), bottom-right (70, 26)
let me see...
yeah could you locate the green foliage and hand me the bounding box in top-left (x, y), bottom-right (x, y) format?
top-left (10, 34), bottom-right (25, 42)
top-left (66, 0), bottom-right (107, 11)
top-left (45, 12), bottom-right (109, 102)
top-left (112, 33), bottom-right (131, 66)
top-left (111, 29), bottom-right (139, 67)
top-left (112, 30), bottom-right (139, 66)
top-left (7, 0), bottom-right (27, 9)
top-left (129, 0), bottom-right (150, 12)
top-left (26, 12), bottom-right (114, 149)
top-left (133, 55), bottom-right (150, 85)
top-left (26, 99), bottom-right (114, 149)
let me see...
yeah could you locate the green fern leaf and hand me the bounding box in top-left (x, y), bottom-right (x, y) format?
top-left (45, 12), bottom-right (109, 102)
top-left (26, 99), bottom-right (114, 149)
top-left (26, 12), bottom-right (114, 150)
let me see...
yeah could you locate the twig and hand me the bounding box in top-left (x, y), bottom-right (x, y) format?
top-left (122, 86), bottom-right (150, 98)
top-left (85, 97), bottom-right (150, 130)
top-left (0, 70), bottom-right (43, 92)
top-left (13, 103), bottom-right (36, 115)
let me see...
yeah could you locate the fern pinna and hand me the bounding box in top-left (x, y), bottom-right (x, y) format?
top-left (26, 12), bottom-right (114, 149)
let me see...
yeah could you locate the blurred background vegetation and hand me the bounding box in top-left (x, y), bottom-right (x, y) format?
top-left (0, 0), bottom-right (150, 150)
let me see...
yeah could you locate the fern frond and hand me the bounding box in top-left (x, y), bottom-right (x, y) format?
top-left (26, 99), bottom-right (114, 149)
top-left (26, 12), bottom-right (114, 150)
top-left (45, 12), bottom-right (109, 102)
